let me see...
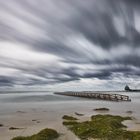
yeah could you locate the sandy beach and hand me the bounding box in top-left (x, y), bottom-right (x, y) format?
top-left (1, 0), bottom-right (140, 139)
top-left (0, 91), bottom-right (140, 140)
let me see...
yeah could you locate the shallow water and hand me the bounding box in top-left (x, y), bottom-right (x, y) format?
top-left (0, 91), bottom-right (140, 116)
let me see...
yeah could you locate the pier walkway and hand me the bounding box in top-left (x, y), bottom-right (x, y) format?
top-left (54, 92), bottom-right (131, 102)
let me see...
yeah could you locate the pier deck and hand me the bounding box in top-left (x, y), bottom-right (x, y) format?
top-left (54, 92), bottom-right (131, 102)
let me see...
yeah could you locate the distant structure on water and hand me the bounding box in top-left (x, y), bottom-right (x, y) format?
top-left (125, 85), bottom-right (140, 92)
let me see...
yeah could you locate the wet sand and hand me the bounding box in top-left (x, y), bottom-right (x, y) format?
top-left (0, 109), bottom-right (80, 140)
top-left (0, 92), bottom-right (140, 140)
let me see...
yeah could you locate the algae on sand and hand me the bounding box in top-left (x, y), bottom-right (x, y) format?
top-left (11, 128), bottom-right (59, 140)
top-left (63, 114), bottom-right (140, 140)
top-left (62, 115), bottom-right (78, 121)
top-left (94, 108), bottom-right (110, 111)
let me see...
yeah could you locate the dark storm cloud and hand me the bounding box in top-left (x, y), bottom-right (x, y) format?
top-left (0, 0), bottom-right (140, 89)
top-left (0, 76), bottom-right (14, 87)
top-left (67, 0), bottom-right (140, 48)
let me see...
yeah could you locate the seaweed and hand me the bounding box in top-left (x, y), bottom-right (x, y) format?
top-left (94, 108), bottom-right (110, 111)
top-left (11, 128), bottom-right (59, 140)
top-left (63, 114), bottom-right (140, 140)
top-left (62, 115), bottom-right (78, 120)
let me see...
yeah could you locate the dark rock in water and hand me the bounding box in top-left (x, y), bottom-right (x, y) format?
top-left (32, 119), bottom-right (40, 123)
top-left (94, 108), bottom-right (110, 111)
top-left (9, 127), bottom-right (23, 130)
top-left (16, 111), bottom-right (26, 113)
top-left (136, 122), bottom-right (140, 124)
top-left (0, 124), bottom-right (4, 127)
top-left (75, 112), bottom-right (84, 116)
top-left (126, 111), bottom-right (133, 114)
top-left (32, 119), bottom-right (37, 121)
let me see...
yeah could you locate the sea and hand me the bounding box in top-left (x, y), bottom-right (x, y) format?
top-left (0, 91), bottom-right (140, 140)
top-left (0, 91), bottom-right (140, 117)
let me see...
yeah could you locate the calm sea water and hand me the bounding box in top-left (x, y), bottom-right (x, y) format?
top-left (0, 91), bottom-right (140, 119)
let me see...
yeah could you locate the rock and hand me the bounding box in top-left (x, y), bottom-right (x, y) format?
top-left (94, 108), bottom-right (110, 111)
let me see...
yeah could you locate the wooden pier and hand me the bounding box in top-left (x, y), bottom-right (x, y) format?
top-left (54, 92), bottom-right (131, 102)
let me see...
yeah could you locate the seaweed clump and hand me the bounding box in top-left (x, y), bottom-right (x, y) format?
top-left (94, 108), bottom-right (109, 111)
top-left (11, 128), bottom-right (59, 140)
top-left (62, 115), bottom-right (79, 127)
top-left (63, 114), bottom-right (140, 140)
top-left (62, 115), bottom-right (78, 121)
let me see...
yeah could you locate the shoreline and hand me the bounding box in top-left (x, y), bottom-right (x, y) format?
top-left (0, 92), bottom-right (140, 139)
top-left (0, 107), bottom-right (140, 140)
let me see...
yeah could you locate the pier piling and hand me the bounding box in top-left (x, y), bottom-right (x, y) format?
top-left (54, 92), bottom-right (131, 102)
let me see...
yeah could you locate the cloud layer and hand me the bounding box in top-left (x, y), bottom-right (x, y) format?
top-left (0, 0), bottom-right (140, 90)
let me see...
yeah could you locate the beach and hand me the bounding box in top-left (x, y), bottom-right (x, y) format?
top-left (0, 91), bottom-right (140, 140)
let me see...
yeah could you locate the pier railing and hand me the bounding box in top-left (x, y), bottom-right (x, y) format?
top-left (54, 92), bottom-right (131, 102)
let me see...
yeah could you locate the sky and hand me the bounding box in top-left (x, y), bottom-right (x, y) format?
top-left (0, 0), bottom-right (140, 91)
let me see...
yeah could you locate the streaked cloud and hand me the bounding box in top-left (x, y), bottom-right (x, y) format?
top-left (0, 0), bottom-right (140, 90)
